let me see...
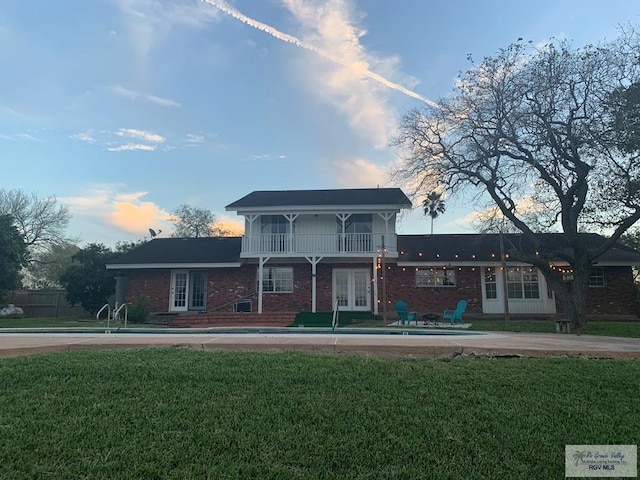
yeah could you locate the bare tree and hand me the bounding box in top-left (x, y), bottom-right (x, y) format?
top-left (393, 28), bottom-right (640, 328)
top-left (170, 204), bottom-right (228, 238)
top-left (23, 242), bottom-right (80, 289)
top-left (0, 189), bottom-right (73, 254)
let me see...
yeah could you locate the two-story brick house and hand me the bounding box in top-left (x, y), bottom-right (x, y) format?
top-left (107, 188), bottom-right (640, 319)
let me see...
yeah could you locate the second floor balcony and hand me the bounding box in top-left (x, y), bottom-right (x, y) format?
top-left (241, 232), bottom-right (398, 257)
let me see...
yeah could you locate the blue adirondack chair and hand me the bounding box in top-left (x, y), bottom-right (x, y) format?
top-left (443, 299), bottom-right (467, 325)
top-left (394, 300), bottom-right (418, 326)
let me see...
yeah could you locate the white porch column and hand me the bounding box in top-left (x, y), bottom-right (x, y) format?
top-left (377, 212), bottom-right (393, 253)
top-left (305, 256), bottom-right (323, 313)
top-left (336, 213), bottom-right (351, 251)
top-left (245, 215), bottom-right (257, 253)
top-left (284, 214), bottom-right (299, 253)
top-left (372, 255), bottom-right (379, 315)
top-left (257, 256), bottom-right (270, 313)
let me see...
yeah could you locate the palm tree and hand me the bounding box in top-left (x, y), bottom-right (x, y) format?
top-left (422, 191), bottom-right (446, 235)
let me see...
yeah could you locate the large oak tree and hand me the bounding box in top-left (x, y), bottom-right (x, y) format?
top-left (393, 28), bottom-right (640, 327)
top-left (0, 215), bottom-right (28, 300)
top-left (0, 189), bottom-right (73, 254)
top-left (170, 204), bottom-right (229, 238)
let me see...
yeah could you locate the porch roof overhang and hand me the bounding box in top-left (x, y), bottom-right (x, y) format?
top-left (396, 260), bottom-right (636, 268)
top-left (107, 262), bottom-right (242, 270)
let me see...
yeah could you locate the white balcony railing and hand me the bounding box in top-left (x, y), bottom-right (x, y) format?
top-left (241, 233), bottom-right (396, 255)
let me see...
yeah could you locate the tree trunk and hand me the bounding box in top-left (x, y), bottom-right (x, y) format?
top-left (541, 255), bottom-right (590, 330)
top-left (569, 255), bottom-right (591, 329)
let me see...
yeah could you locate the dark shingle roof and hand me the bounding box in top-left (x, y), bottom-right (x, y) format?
top-left (106, 233), bottom-right (640, 268)
top-left (226, 188), bottom-right (412, 210)
top-left (397, 233), bottom-right (640, 264)
top-left (107, 237), bottom-right (242, 267)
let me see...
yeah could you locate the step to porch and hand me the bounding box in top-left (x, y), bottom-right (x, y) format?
top-left (170, 312), bottom-right (298, 328)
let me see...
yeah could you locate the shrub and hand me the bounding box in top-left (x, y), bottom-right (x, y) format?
top-left (127, 297), bottom-right (152, 324)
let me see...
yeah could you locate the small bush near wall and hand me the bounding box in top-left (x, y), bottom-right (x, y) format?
top-left (128, 296), bottom-right (152, 323)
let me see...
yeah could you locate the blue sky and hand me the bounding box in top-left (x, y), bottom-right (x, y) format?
top-left (2, 0), bottom-right (639, 245)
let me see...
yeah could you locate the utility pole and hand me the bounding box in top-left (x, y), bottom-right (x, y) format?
top-left (499, 231), bottom-right (510, 325)
top-left (381, 235), bottom-right (387, 323)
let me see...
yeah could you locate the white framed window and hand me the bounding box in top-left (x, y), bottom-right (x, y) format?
top-left (589, 267), bottom-right (605, 287)
top-left (258, 267), bottom-right (294, 293)
top-left (506, 267), bottom-right (540, 299)
top-left (261, 215), bottom-right (290, 234)
top-left (415, 268), bottom-right (456, 287)
top-left (484, 267), bottom-right (497, 299)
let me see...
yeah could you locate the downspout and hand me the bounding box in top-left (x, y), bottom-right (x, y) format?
top-left (258, 256), bottom-right (268, 313)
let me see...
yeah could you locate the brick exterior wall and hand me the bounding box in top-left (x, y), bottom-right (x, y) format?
top-left (126, 270), bottom-right (171, 312)
top-left (584, 266), bottom-right (638, 316)
top-left (122, 263), bottom-right (637, 316)
top-left (383, 265), bottom-right (484, 315)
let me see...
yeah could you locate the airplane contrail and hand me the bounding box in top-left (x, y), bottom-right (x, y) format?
top-left (201, 0), bottom-right (435, 106)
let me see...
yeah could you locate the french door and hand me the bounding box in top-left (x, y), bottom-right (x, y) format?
top-left (170, 270), bottom-right (207, 312)
top-left (333, 269), bottom-right (371, 311)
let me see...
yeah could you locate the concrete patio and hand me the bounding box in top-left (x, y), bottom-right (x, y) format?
top-left (0, 329), bottom-right (639, 359)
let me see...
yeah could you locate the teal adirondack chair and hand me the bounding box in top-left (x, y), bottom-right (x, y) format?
top-left (394, 301), bottom-right (418, 326)
top-left (443, 300), bottom-right (467, 325)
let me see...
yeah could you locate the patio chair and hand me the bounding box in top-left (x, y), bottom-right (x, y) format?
top-left (394, 300), bottom-right (418, 326)
top-left (443, 300), bottom-right (467, 325)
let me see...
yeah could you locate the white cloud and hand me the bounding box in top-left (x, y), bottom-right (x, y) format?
top-left (115, 128), bottom-right (165, 143)
top-left (202, 0), bottom-right (429, 147)
top-left (111, 85), bottom-right (181, 107)
top-left (111, 85), bottom-right (139, 100)
top-left (145, 94), bottom-right (181, 107)
top-left (62, 185), bottom-right (172, 237)
top-left (281, 0), bottom-right (414, 147)
top-left (214, 214), bottom-right (244, 236)
top-left (107, 143), bottom-right (157, 152)
top-left (70, 131), bottom-right (96, 143)
top-left (332, 157), bottom-right (389, 188)
top-left (184, 133), bottom-right (205, 145)
top-left (116, 0), bottom-right (221, 67)
top-left (0, 133), bottom-right (40, 142)
top-left (71, 127), bottom-right (212, 152)
top-left (246, 153), bottom-right (288, 162)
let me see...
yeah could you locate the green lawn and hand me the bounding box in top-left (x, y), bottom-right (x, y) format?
top-left (467, 320), bottom-right (640, 337)
top-left (0, 317), bottom-right (161, 329)
top-left (0, 349), bottom-right (638, 479)
top-left (290, 311), bottom-right (379, 327)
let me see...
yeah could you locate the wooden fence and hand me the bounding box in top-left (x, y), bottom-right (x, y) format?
top-left (6, 290), bottom-right (91, 318)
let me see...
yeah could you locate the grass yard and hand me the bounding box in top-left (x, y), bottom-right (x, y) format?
top-left (0, 317), bottom-right (162, 329)
top-left (467, 319), bottom-right (640, 337)
top-left (0, 349), bottom-right (638, 479)
top-left (289, 311), bottom-right (379, 327)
